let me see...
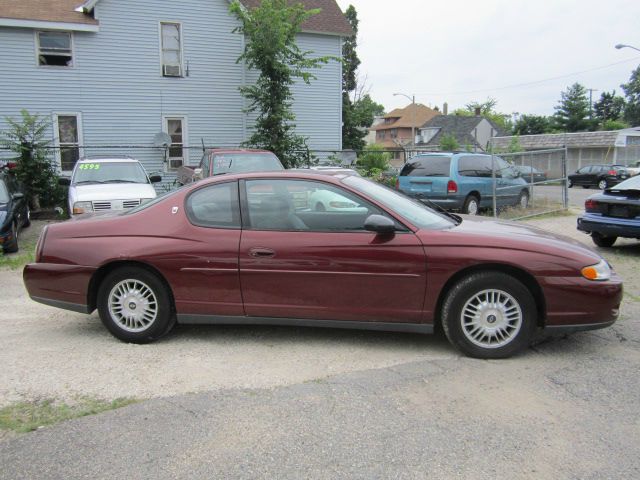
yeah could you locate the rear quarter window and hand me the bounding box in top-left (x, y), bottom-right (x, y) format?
top-left (400, 156), bottom-right (451, 177)
top-left (457, 156), bottom-right (493, 177)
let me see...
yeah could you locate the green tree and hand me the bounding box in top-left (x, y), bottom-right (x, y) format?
top-left (452, 97), bottom-right (512, 133)
top-left (341, 5), bottom-right (384, 150)
top-left (593, 90), bottom-right (626, 124)
top-left (357, 144), bottom-right (390, 174)
top-left (553, 83), bottom-right (592, 132)
top-left (512, 114), bottom-right (552, 135)
top-left (0, 109), bottom-right (62, 209)
top-left (439, 133), bottom-right (460, 151)
top-left (229, 0), bottom-right (333, 168)
top-left (601, 119), bottom-right (629, 131)
top-left (622, 65), bottom-right (640, 126)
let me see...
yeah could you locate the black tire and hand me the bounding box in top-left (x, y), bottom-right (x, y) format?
top-left (598, 178), bottom-right (608, 190)
top-left (517, 190), bottom-right (529, 209)
top-left (591, 232), bottom-right (617, 248)
top-left (462, 195), bottom-right (479, 215)
top-left (315, 202), bottom-right (326, 212)
top-left (97, 267), bottom-right (175, 343)
top-left (3, 223), bottom-right (19, 254)
top-left (22, 207), bottom-right (31, 228)
top-left (582, 185), bottom-right (590, 189)
top-left (441, 272), bottom-right (537, 359)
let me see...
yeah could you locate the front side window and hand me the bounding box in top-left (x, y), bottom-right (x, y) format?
top-left (186, 182), bottom-right (240, 228)
top-left (37, 31), bottom-right (73, 67)
top-left (160, 22), bottom-right (182, 77)
top-left (56, 115), bottom-right (80, 171)
top-left (245, 179), bottom-right (383, 232)
top-left (164, 117), bottom-right (186, 170)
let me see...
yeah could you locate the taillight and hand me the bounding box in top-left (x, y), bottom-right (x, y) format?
top-left (585, 199), bottom-right (598, 212)
top-left (608, 170), bottom-right (617, 175)
top-left (447, 180), bottom-right (458, 193)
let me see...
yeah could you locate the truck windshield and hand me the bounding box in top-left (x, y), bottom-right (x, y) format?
top-left (73, 162), bottom-right (149, 185)
top-left (211, 153), bottom-right (283, 175)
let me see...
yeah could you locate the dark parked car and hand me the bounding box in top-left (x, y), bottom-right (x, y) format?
top-left (514, 165), bottom-right (547, 184)
top-left (568, 164), bottom-right (629, 190)
top-left (397, 153), bottom-right (529, 215)
top-left (577, 175), bottom-right (640, 247)
top-left (24, 172), bottom-right (621, 359)
top-left (0, 167), bottom-right (30, 254)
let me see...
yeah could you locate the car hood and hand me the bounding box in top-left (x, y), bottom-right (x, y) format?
top-left (73, 183), bottom-right (156, 202)
top-left (419, 215), bottom-right (602, 264)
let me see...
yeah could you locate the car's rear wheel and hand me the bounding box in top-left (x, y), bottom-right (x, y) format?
top-left (517, 190), bottom-right (529, 209)
top-left (97, 267), bottom-right (175, 343)
top-left (441, 272), bottom-right (537, 359)
top-left (462, 195), bottom-right (479, 215)
top-left (591, 232), bottom-right (617, 248)
top-left (598, 179), bottom-right (608, 190)
top-left (3, 223), bottom-right (19, 254)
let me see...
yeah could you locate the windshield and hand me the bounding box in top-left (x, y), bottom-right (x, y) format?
top-left (211, 153), bottom-right (283, 175)
top-left (400, 156), bottom-right (451, 177)
top-left (0, 180), bottom-right (8, 203)
top-left (343, 176), bottom-right (455, 229)
top-left (608, 175), bottom-right (640, 191)
top-left (72, 162), bottom-right (149, 185)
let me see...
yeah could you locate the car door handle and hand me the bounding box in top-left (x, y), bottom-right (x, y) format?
top-left (249, 247), bottom-right (276, 258)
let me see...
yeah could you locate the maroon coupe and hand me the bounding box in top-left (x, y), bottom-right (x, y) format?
top-left (23, 172), bottom-right (622, 358)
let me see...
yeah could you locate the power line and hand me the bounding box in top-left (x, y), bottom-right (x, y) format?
top-left (416, 56), bottom-right (639, 96)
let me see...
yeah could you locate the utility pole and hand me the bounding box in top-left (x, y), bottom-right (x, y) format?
top-left (587, 88), bottom-right (598, 119)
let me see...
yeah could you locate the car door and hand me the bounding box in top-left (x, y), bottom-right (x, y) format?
top-left (573, 166), bottom-right (593, 186)
top-left (238, 178), bottom-right (428, 323)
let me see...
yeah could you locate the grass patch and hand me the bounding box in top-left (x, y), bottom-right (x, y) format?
top-left (0, 397), bottom-right (138, 433)
top-left (0, 241), bottom-right (36, 270)
top-left (624, 292), bottom-right (640, 303)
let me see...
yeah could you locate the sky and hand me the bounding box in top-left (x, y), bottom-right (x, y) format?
top-left (334, 0), bottom-right (640, 118)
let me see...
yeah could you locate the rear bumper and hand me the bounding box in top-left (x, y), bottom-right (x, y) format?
top-left (399, 191), bottom-right (465, 210)
top-left (577, 214), bottom-right (640, 238)
top-left (23, 263), bottom-right (96, 313)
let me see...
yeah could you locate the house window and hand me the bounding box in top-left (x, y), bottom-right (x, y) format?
top-left (160, 22), bottom-right (182, 77)
top-left (55, 115), bottom-right (81, 171)
top-left (390, 128), bottom-right (398, 139)
top-left (164, 117), bottom-right (186, 169)
top-left (37, 31), bottom-right (73, 67)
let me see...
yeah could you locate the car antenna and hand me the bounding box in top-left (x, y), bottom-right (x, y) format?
top-left (201, 138), bottom-right (206, 153)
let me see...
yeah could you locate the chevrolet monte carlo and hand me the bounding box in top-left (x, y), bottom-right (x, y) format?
top-left (23, 172), bottom-right (623, 358)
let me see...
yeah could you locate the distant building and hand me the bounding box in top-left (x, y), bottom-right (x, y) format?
top-left (370, 103), bottom-right (440, 165)
top-left (416, 115), bottom-right (504, 152)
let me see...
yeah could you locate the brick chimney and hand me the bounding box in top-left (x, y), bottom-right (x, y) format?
top-left (443, 102), bottom-right (448, 115)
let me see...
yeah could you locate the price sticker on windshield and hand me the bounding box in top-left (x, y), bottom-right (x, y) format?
top-left (79, 163), bottom-right (101, 170)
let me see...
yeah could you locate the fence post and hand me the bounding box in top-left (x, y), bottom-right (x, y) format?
top-left (563, 141), bottom-right (569, 210)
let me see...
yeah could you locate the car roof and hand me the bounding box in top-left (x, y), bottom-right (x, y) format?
top-left (204, 148), bottom-right (274, 155)
top-left (77, 157), bottom-right (141, 163)
top-left (197, 170), bottom-right (349, 185)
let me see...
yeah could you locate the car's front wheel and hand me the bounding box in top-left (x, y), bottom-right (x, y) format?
top-left (441, 272), bottom-right (537, 359)
top-left (591, 232), bottom-right (617, 248)
top-left (97, 267), bottom-right (175, 343)
top-left (567, 179), bottom-right (573, 188)
top-left (517, 190), bottom-right (529, 209)
top-left (3, 222), bottom-right (19, 254)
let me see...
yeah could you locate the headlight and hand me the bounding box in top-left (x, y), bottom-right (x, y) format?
top-left (72, 201), bottom-right (93, 215)
top-left (581, 259), bottom-right (611, 281)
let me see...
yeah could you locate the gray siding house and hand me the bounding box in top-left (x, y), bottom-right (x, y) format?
top-left (0, 0), bottom-right (351, 180)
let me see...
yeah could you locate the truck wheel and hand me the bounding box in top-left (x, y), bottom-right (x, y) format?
top-left (591, 232), bottom-right (617, 248)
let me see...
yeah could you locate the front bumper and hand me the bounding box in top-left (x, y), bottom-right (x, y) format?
top-left (577, 214), bottom-right (640, 239)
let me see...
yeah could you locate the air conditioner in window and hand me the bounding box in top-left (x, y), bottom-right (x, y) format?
top-left (163, 64), bottom-right (182, 77)
top-left (169, 158), bottom-right (183, 169)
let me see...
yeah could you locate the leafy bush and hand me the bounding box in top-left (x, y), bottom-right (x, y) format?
top-left (357, 144), bottom-right (390, 174)
top-left (0, 110), bottom-right (63, 209)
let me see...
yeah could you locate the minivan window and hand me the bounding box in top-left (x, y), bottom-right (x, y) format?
top-left (458, 156), bottom-right (493, 177)
top-left (400, 156), bottom-right (451, 177)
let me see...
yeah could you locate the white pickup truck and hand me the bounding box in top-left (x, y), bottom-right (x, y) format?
top-left (177, 148), bottom-right (284, 185)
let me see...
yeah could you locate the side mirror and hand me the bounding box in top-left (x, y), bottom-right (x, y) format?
top-left (58, 177), bottom-right (70, 186)
top-left (364, 214), bottom-right (396, 234)
top-left (149, 175), bottom-right (162, 183)
top-left (12, 192), bottom-right (24, 200)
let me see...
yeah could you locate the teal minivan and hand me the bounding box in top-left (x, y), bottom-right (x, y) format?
top-left (397, 153), bottom-right (530, 215)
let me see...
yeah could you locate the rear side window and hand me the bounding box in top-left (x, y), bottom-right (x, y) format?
top-left (457, 156), bottom-right (493, 177)
top-left (400, 156), bottom-right (451, 177)
top-left (186, 181), bottom-right (240, 228)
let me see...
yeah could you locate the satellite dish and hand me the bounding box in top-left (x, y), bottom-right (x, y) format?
top-left (153, 132), bottom-right (172, 148)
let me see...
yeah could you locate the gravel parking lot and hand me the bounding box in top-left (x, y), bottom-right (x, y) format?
top-left (1, 214), bottom-right (638, 407)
